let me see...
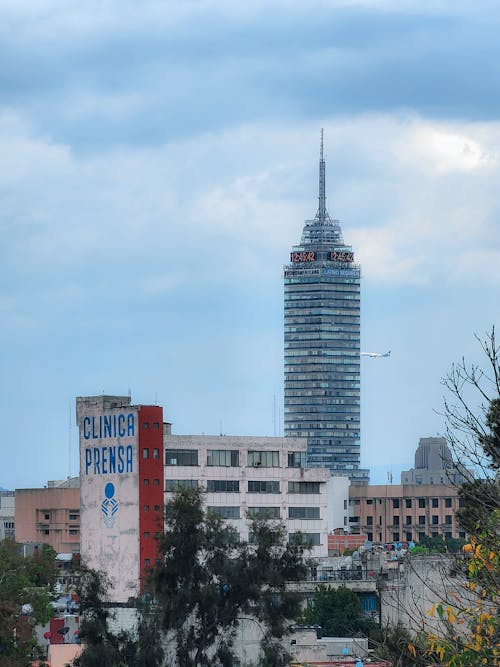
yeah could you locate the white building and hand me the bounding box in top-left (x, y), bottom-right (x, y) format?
top-left (164, 431), bottom-right (332, 558)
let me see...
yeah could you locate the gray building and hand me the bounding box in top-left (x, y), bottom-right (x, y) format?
top-left (401, 436), bottom-right (472, 485)
top-left (284, 133), bottom-right (369, 484)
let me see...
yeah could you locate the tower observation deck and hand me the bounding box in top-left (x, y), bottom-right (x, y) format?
top-left (283, 131), bottom-right (370, 484)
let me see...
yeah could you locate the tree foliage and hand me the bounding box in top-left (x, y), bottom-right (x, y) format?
top-left (74, 567), bottom-right (164, 667)
top-left (301, 585), bottom-right (376, 638)
top-left (153, 486), bottom-right (309, 666)
top-left (0, 540), bottom-right (57, 666)
top-left (418, 329), bottom-right (500, 666)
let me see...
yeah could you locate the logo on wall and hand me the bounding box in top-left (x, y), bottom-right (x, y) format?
top-left (101, 482), bottom-right (119, 528)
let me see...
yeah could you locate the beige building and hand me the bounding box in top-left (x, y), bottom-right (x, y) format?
top-left (15, 479), bottom-right (80, 553)
top-left (348, 483), bottom-right (464, 544)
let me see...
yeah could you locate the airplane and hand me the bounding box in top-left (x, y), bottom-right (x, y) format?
top-left (360, 350), bottom-right (391, 358)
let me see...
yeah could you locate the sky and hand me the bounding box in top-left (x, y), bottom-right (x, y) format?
top-left (1, 0), bottom-right (500, 489)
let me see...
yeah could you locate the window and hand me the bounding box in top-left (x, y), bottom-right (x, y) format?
top-left (392, 499), bottom-right (400, 509)
top-left (207, 450), bottom-right (239, 467)
top-left (144, 505), bottom-right (150, 512)
top-left (143, 448), bottom-right (149, 459)
top-left (405, 516), bottom-right (412, 525)
top-left (445, 515), bottom-right (452, 525)
top-left (153, 448), bottom-right (159, 459)
top-left (418, 532), bottom-right (425, 541)
top-left (393, 532), bottom-right (400, 542)
top-left (144, 479), bottom-right (150, 486)
top-left (165, 449), bottom-right (198, 466)
top-left (344, 500), bottom-right (347, 510)
top-left (288, 482), bottom-right (320, 494)
top-left (154, 505), bottom-right (161, 511)
top-left (418, 498), bottom-right (426, 508)
top-left (405, 499), bottom-right (412, 508)
top-left (289, 533), bottom-right (321, 546)
top-left (459, 531), bottom-right (466, 539)
top-left (366, 499), bottom-right (373, 505)
top-left (153, 478), bottom-right (159, 485)
top-left (393, 516), bottom-right (400, 526)
top-left (432, 532), bottom-right (439, 538)
top-left (288, 507), bottom-right (320, 520)
top-left (207, 480), bottom-right (239, 493)
top-left (145, 558), bottom-right (150, 566)
top-left (406, 532), bottom-right (412, 542)
top-left (44, 513), bottom-right (50, 520)
top-left (69, 529), bottom-right (79, 535)
top-left (248, 480), bottom-right (280, 494)
top-left (459, 498), bottom-right (466, 508)
top-left (144, 532), bottom-right (150, 538)
top-left (69, 513), bottom-right (79, 521)
top-left (367, 532), bottom-right (373, 541)
top-left (153, 422), bottom-right (159, 429)
top-left (432, 515), bottom-right (438, 524)
top-left (248, 450), bottom-right (279, 467)
top-left (445, 498), bottom-right (452, 508)
top-left (208, 506), bottom-right (240, 519)
top-left (444, 531), bottom-right (452, 539)
top-left (143, 422), bottom-right (149, 429)
top-left (248, 507), bottom-right (280, 519)
top-left (165, 479), bottom-right (198, 492)
top-left (367, 516), bottom-right (373, 526)
top-left (288, 451), bottom-right (307, 468)
top-left (432, 498), bottom-right (438, 508)
top-left (418, 515), bottom-right (425, 525)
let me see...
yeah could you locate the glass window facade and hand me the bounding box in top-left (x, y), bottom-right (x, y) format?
top-left (283, 144), bottom-right (368, 482)
top-left (248, 480), bottom-right (280, 494)
top-left (208, 506), bottom-right (240, 519)
top-left (207, 450), bottom-right (239, 467)
top-left (248, 450), bottom-right (279, 467)
top-left (248, 507), bottom-right (280, 519)
top-left (165, 449), bottom-right (198, 466)
top-left (207, 480), bottom-right (240, 493)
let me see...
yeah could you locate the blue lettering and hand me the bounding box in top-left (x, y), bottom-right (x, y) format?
top-left (118, 414), bottom-right (125, 437)
top-left (113, 414), bottom-right (117, 437)
top-left (85, 449), bottom-right (92, 474)
top-left (109, 447), bottom-right (116, 474)
top-left (103, 415), bottom-right (112, 438)
top-left (126, 445), bottom-right (133, 472)
top-left (118, 446), bottom-right (125, 473)
top-left (93, 448), bottom-right (100, 474)
top-left (83, 417), bottom-right (90, 440)
top-left (92, 417), bottom-right (98, 439)
top-left (102, 447), bottom-right (108, 474)
top-left (127, 413), bottom-right (135, 436)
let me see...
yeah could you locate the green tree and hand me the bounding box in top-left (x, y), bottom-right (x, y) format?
top-left (0, 540), bottom-right (56, 666)
top-left (418, 330), bottom-right (500, 666)
top-left (153, 486), bottom-right (309, 667)
top-left (301, 585), bottom-right (376, 637)
top-left (74, 567), bottom-right (164, 667)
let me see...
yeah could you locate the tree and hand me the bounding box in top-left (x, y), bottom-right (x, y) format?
top-left (417, 329), bottom-right (500, 666)
top-left (0, 540), bottom-right (56, 666)
top-left (301, 585), bottom-right (376, 637)
top-left (74, 567), bottom-right (164, 667)
top-left (153, 486), bottom-right (309, 666)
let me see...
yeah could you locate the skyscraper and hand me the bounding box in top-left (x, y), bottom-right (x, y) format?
top-left (284, 132), bottom-right (369, 484)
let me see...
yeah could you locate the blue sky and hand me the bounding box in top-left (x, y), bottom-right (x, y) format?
top-left (1, 0), bottom-right (499, 488)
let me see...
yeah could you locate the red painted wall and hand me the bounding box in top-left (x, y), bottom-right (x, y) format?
top-left (138, 405), bottom-right (164, 593)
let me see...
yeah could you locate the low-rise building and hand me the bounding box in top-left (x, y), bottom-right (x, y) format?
top-left (349, 483), bottom-right (463, 545)
top-left (0, 491), bottom-right (15, 540)
top-left (15, 479), bottom-right (80, 553)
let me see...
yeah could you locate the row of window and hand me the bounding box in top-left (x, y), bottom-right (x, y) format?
top-left (165, 480), bottom-right (322, 494)
top-left (203, 506), bottom-right (321, 520)
top-left (365, 515), bottom-right (453, 526)
top-left (165, 449), bottom-right (308, 469)
top-left (366, 530), bottom-right (466, 543)
top-left (363, 497), bottom-right (456, 508)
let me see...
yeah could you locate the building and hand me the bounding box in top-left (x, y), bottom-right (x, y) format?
top-left (76, 394), bottom-right (348, 602)
top-left (76, 395), bottom-right (164, 604)
top-left (401, 436), bottom-right (471, 485)
top-left (348, 483), bottom-right (464, 545)
top-left (284, 132), bottom-right (369, 484)
top-left (15, 480), bottom-right (80, 553)
top-left (163, 431), bottom-right (333, 558)
top-left (0, 491), bottom-right (15, 540)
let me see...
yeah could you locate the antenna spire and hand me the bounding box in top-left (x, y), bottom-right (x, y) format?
top-left (318, 128), bottom-right (327, 222)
